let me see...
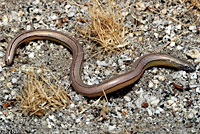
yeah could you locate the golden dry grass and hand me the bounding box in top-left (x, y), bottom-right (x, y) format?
top-left (184, 0), bottom-right (200, 10)
top-left (79, 0), bottom-right (129, 54)
top-left (17, 67), bottom-right (71, 116)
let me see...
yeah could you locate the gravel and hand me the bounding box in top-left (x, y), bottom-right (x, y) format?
top-left (0, 0), bottom-right (200, 133)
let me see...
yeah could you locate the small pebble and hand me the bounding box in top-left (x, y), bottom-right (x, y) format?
top-left (71, 114), bottom-right (76, 119)
top-left (47, 124), bottom-right (52, 128)
top-left (0, 66), bottom-right (2, 72)
top-left (85, 122), bottom-right (90, 125)
top-left (148, 81), bottom-right (154, 88)
top-left (152, 79), bottom-right (159, 84)
top-left (28, 52), bottom-right (35, 58)
top-left (129, 33), bottom-right (134, 37)
top-left (176, 24), bottom-right (182, 30)
top-left (176, 45), bottom-right (183, 50)
top-left (26, 25), bottom-right (31, 30)
top-left (158, 76), bottom-right (166, 81)
top-left (51, 14), bottom-right (58, 20)
top-left (151, 99), bottom-right (160, 106)
top-left (105, 70), bottom-right (111, 76)
top-left (76, 118), bottom-right (81, 123)
top-left (161, 8), bottom-right (167, 14)
top-left (68, 12), bottom-right (75, 17)
top-left (11, 78), bottom-right (17, 83)
top-left (189, 25), bottom-right (196, 32)
top-left (121, 55), bottom-right (131, 61)
top-left (33, 0), bottom-right (40, 5)
top-left (118, 59), bottom-right (123, 66)
top-left (155, 109), bottom-right (160, 114)
top-left (154, 33), bottom-right (159, 38)
top-left (4, 95), bottom-right (10, 100)
top-left (3, 89), bottom-right (9, 94)
top-left (2, 15), bottom-right (8, 25)
top-left (108, 125), bottom-right (116, 131)
top-left (141, 102), bottom-right (149, 108)
top-left (0, 51), bottom-right (4, 57)
top-left (120, 65), bottom-right (126, 70)
top-left (196, 87), bottom-right (200, 93)
top-left (37, 69), bottom-right (42, 73)
top-left (157, 107), bottom-right (164, 113)
top-left (165, 25), bottom-right (171, 35)
top-left (170, 42), bottom-right (175, 47)
top-left (11, 90), bottom-right (16, 96)
top-left (11, 11), bottom-right (19, 21)
top-left (135, 97), bottom-right (145, 108)
top-left (135, 88), bottom-right (144, 95)
top-left (49, 115), bottom-right (56, 122)
top-left (186, 49), bottom-right (200, 63)
top-left (124, 96), bottom-right (131, 102)
top-left (80, 7), bottom-right (87, 14)
top-left (151, 68), bottom-right (158, 74)
top-left (96, 60), bottom-right (109, 66)
top-left (167, 100), bottom-right (174, 105)
top-left (39, 120), bottom-right (46, 127)
top-left (172, 107), bottom-right (180, 113)
top-left (69, 103), bottom-right (75, 108)
top-left (147, 108), bottom-right (153, 116)
top-left (65, 4), bottom-right (71, 9)
top-left (187, 113), bottom-right (194, 119)
top-left (190, 72), bottom-right (197, 80)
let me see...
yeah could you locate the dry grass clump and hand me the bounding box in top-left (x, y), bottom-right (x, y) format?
top-left (79, 0), bottom-right (129, 54)
top-left (183, 0), bottom-right (200, 10)
top-left (17, 67), bottom-right (71, 116)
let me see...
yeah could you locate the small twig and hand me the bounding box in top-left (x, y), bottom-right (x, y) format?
top-left (102, 88), bottom-right (108, 103)
top-left (160, 31), bottom-right (189, 50)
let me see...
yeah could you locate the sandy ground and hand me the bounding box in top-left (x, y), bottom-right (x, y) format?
top-left (0, 0), bottom-right (200, 133)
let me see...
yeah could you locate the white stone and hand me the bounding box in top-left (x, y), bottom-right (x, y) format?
top-left (65, 5), bottom-right (71, 9)
top-left (0, 51), bottom-right (4, 57)
top-left (196, 87), bottom-right (200, 93)
top-left (0, 66), bottom-right (2, 72)
top-left (190, 72), bottom-right (197, 80)
top-left (154, 33), bottom-right (159, 38)
top-left (189, 25), bottom-right (196, 32)
top-left (51, 14), bottom-right (58, 20)
top-left (158, 75), bottom-right (166, 81)
top-left (96, 60), bottom-right (109, 66)
top-left (147, 108), bottom-right (153, 116)
top-left (170, 42), bottom-right (175, 47)
top-left (108, 125), bottom-right (116, 131)
top-left (135, 97), bottom-right (144, 108)
top-left (176, 45), bottom-right (183, 50)
top-left (124, 96), bottom-right (131, 102)
top-left (186, 49), bottom-right (200, 63)
top-left (26, 25), bottom-right (31, 30)
top-left (2, 15), bottom-right (8, 25)
top-left (28, 52), bottom-right (35, 58)
top-left (11, 90), bottom-right (16, 96)
top-left (69, 103), bottom-right (75, 108)
top-left (176, 24), bottom-right (182, 29)
top-left (151, 99), bottom-right (160, 106)
top-left (33, 0), bottom-right (40, 5)
top-left (165, 25), bottom-right (171, 35)
top-left (188, 113), bottom-right (194, 119)
top-left (68, 12), bottom-right (75, 17)
top-left (167, 100), bottom-right (174, 105)
top-left (148, 81), bottom-right (154, 88)
top-left (11, 78), bottom-right (17, 83)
